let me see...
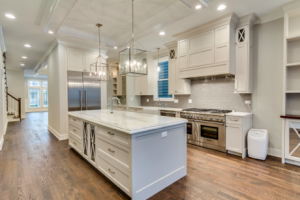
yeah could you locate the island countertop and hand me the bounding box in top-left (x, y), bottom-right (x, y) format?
top-left (68, 109), bottom-right (187, 134)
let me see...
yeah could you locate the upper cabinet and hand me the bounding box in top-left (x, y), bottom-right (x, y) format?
top-left (66, 46), bottom-right (106, 73)
top-left (173, 13), bottom-right (239, 79)
top-left (234, 14), bottom-right (257, 93)
top-left (67, 47), bottom-right (85, 72)
top-left (165, 41), bottom-right (191, 95)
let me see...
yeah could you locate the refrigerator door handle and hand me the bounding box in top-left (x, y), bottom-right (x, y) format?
top-left (80, 90), bottom-right (82, 111)
top-left (85, 90), bottom-right (87, 110)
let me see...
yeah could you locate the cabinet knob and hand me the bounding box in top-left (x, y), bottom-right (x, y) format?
top-left (108, 132), bottom-right (114, 136)
top-left (108, 169), bottom-right (115, 174)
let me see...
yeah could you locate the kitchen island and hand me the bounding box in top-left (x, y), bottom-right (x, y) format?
top-left (68, 109), bottom-right (187, 200)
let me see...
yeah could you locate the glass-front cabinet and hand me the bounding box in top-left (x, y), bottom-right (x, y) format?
top-left (82, 121), bottom-right (97, 165)
top-left (284, 120), bottom-right (300, 162)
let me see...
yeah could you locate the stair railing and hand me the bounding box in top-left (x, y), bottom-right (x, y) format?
top-left (7, 93), bottom-right (21, 121)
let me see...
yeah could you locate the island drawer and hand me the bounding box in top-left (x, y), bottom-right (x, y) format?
top-left (69, 124), bottom-right (82, 141)
top-left (97, 126), bottom-right (131, 147)
top-left (97, 137), bottom-right (131, 172)
top-left (97, 155), bottom-right (130, 194)
top-left (128, 107), bottom-right (143, 113)
top-left (114, 106), bottom-right (127, 111)
top-left (69, 136), bottom-right (82, 154)
top-left (226, 116), bottom-right (243, 126)
top-left (69, 116), bottom-right (82, 128)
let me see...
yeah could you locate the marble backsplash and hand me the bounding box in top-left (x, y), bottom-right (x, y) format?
top-left (141, 77), bottom-right (252, 112)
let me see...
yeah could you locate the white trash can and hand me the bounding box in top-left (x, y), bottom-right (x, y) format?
top-left (248, 129), bottom-right (268, 160)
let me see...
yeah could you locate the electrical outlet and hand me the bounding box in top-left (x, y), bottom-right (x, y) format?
top-left (147, 99), bottom-right (149, 102)
top-left (174, 99), bottom-right (178, 103)
top-left (245, 100), bottom-right (251, 105)
top-left (161, 131), bottom-right (167, 138)
top-left (131, 97), bottom-right (133, 101)
top-left (188, 99), bottom-right (192, 103)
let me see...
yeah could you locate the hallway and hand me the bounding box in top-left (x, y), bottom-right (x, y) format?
top-left (1, 112), bottom-right (300, 200)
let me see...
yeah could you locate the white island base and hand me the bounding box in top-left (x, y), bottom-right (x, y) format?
top-left (68, 110), bottom-right (187, 200)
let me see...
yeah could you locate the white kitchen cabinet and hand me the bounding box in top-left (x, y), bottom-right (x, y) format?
top-left (134, 52), bottom-right (154, 96)
top-left (234, 14), bottom-right (257, 93)
top-left (85, 51), bottom-right (99, 72)
top-left (178, 39), bottom-right (188, 69)
top-left (225, 113), bottom-right (252, 159)
top-left (165, 41), bottom-right (191, 95)
top-left (67, 47), bottom-right (85, 72)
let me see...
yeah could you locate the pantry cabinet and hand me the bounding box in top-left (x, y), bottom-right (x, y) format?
top-left (165, 41), bottom-right (191, 95)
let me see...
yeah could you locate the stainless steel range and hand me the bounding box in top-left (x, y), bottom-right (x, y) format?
top-left (180, 108), bottom-right (232, 152)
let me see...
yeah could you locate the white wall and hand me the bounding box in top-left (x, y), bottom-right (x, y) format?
top-left (24, 77), bottom-right (48, 112)
top-left (6, 69), bottom-right (25, 118)
top-left (47, 43), bottom-right (68, 140)
top-left (252, 18), bottom-right (284, 153)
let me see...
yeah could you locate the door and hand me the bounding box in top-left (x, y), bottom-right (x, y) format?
top-left (67, 71), bottom-right (84, 111)
top-left (67, 47), bottom-right (85, 72)
top-left (226, 124), bottom-right (242, 153)
top-left (135, 76), bottom-right (143, 95)
top-left (235, 44), bottom-right (248, 93)
top-left (83, 72), bottom-right (101, 110)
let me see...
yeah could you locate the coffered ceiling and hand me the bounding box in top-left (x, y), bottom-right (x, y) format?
top-left (0, 0), bottom-right (295, 72)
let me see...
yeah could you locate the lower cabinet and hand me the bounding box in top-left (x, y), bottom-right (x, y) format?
top-left (225, 114), bottom-right (252, 158)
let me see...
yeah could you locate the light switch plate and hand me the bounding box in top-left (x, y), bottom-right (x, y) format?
top-left (174, 99), bottom-right (178, 103)
top-left (147, 99), bottom-right (149, 102)
top-left (131, 97), bottom-right (133, 101)
top-left (162, 131), bottom-right (167, 138)
top-left (245, 100), bottom-right (251, 105)
top-left (188, 99), bottom-right (192, 103)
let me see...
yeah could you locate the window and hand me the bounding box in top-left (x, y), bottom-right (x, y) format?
top-left (43, 89), bottom-right (48, 107)
top-left (158, 61), bottom-right (172, 99)
top-left (28, 80), bottom-right (48, 109)
top-left (29, 89), bottom-right (40, 107)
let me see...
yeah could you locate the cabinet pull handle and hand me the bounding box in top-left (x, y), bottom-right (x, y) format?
top-left (73, 129), bottom-right (76, 132)
top-left (108, 148), bottom-right (115, 153)
top-left (108, 132), bottom-right (114, 136)
top-left (108, 169), bottom-right (115, 174)
top-left (231, 119), bottom-right (239, 121)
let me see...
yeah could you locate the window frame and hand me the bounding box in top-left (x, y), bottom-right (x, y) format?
top-left (153, 56), bottom-right (174, 102)
top-left (28, 79), bottom-right (48, 109)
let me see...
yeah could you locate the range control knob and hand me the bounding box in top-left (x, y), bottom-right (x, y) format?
top-left (220, 118), bottom-right (224, 121)
top-left (210, 117), bottom-right (213, 120)
top-left (216, 118), bottom-right (219, 121)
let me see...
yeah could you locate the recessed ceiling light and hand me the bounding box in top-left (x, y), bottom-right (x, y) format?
top-left (22, 56), bottom-right (27, 59)
top-left (24, 44), bottom-right (31, 48)
top-left (195, 5), bottom-right (202, 9)
top-left (114, 47), bottom-right (118, 49)
top-left (48, 31), bottom-right (53, 34)
top-left (218, 4), bottom-right (226, 10)
top-left (5, 14), bottom-right (15, 19)
top-left (127, 46), bottom-right (130, 49)
top-left (21, 64), bottom-right (25, 66)
top-left (106, 56), bottom-right (108, 58)
top-left (159, 32), bottom-right (165, 36)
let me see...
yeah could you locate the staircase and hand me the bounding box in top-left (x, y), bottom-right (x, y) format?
top-left (3, 52), bottom-right (21, 122)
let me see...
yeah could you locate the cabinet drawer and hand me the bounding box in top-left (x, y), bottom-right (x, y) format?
top-left (97, 126), bottom-right (131, 147)
top-left (114, 106), bottom-right (126, 111)
top-left (128, 107), bottom-right (143, 113)
top-left (69, 116), bottom-right (82, 128)
top-left (97, 155), bottom-right (130, 194)
top-left (69, 124), bottom-right (82, 141)
top-left (226, 116), bottom-right (243, 126)
top-left (69, 136), bottom-right (82, 154)
top-left (97, 137), bottom-right (131, 171)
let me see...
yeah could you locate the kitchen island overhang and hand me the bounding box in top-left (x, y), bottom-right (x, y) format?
top-left (68, 110), bottom-right (187, 200)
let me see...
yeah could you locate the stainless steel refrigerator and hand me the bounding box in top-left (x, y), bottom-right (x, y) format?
top-left (68, 71), bottom-right (101, 111)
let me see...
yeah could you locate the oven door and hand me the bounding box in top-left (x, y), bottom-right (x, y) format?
top-left (195, 120), bottom-right (225, 147)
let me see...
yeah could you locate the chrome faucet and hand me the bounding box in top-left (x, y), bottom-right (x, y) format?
top-left (157, 98), bottom-right (163, 107)
top-left (111, 97), bottom-right (121, 113)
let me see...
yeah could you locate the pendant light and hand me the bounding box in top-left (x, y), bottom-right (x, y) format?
top-left (119, 0), bottom-right (148, 76)
top-left (89, 23), bottom-right (110, 82)
top-left (157, 48), bottom-right (161, 72)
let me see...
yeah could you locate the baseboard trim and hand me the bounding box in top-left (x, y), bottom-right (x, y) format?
top-left (0, 135), bottom-right (4, 151)
top-left (48, 125), bottom-right (68, 141)
top-left (268, 148), bottom-right (282, 158)
top-left (25, 109), bottom-right (48, 113)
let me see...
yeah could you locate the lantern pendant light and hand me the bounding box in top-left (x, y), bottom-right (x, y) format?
top-left (89, 23), bottom-right (110, 82)
top-left (119, 0), bottom-right (148, 76)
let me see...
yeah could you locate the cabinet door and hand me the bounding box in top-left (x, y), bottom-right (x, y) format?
top-left (67, 47), bottom-right (85, 72)
top-left (235, 44), bottom-right (248, 93)
top-left (135, 76), bottom-right (142, 95)
top-left (168, 59), bottom-right (176, 94)
top-left (83, 122), bottom-right (89, 159)
top-left (215, 44), bottom-right (229, 63)
top-left (178, 40), bottom-right (187, 56)
top-left (85, 51), bottom-right (99, 72)
top-left (175, 59), bottom-right (185, 93)
top-left (117, 73), bottom-right (122, 96)
top-left (236, 26), bottom-right (249, 45)
top-left (226, 124), bottom-right (242, 153)
top-left (89, 124), bottom-right (96, 165)
top-left (215, 25), bottom-right (229, 46)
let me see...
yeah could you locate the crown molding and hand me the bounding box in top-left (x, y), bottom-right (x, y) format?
top-left (283, 0), bottom-right (300, 12)
top-left (255, 10), bottom-right (284, 25)
top-left (164, 41), bottom-right (177, 49)
top-left (237, 13), bottom-right (258, 28)
top-left (172, 12), bottom-right (239, 41)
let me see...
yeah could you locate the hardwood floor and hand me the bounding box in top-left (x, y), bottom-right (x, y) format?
top-left (1, 112), bottom-right (300, 200)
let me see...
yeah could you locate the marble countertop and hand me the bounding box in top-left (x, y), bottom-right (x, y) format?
top-left (128, 106), bottom-right (183, 112)
top-left (68, 110), bottom-right (187, 134)
top-left (226, 112), bottom-right (252, 117)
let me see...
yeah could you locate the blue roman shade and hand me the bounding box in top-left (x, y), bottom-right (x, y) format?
top-left (158, 61), bottom-right (172, 98)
